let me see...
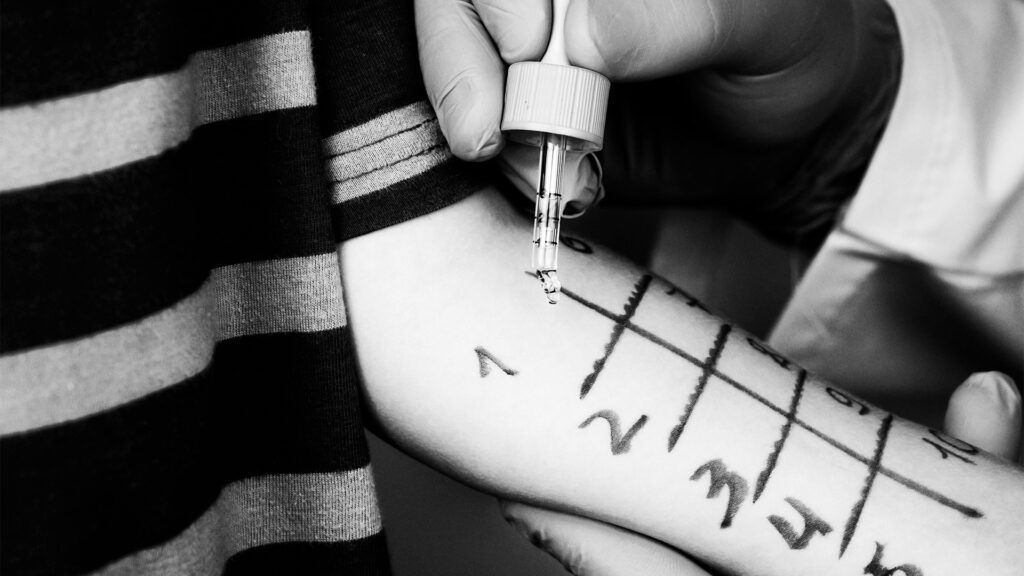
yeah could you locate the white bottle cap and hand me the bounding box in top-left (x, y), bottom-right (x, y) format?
top-left (502, 61), bottom-right (610, 151)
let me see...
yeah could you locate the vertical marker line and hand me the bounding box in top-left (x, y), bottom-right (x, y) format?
top-left (840, 413), bottom-right (894, 557)
top-left (668, 323), bottom-right (732, 451)
top-left (753, 369), bottom-right (807, 501)
top-left (558, 281), bottom-right (983, 519)
top-left (578, 274), bottom-right (652, 399)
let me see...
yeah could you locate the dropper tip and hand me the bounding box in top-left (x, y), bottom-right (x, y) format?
top-left (537, 270), bottom-right (561, 304)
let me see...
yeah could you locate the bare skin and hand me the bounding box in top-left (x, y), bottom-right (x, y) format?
top-left (340, 187), bottom-right (1024, 576)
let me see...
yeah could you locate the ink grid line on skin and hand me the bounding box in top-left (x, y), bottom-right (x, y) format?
top-left (753, 369), bottom-right (807, 502)
top-left (667, 323), bottom-right (732, 452)
top-left (559, 278), bottom-right (983, 520)
top-left (840, 414), bottom-right (894, 557)
top-left (577, 274), bottom-right (653, 399)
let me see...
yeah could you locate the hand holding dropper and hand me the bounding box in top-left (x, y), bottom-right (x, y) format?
top-left (500, 0), bottom-right (609, 303)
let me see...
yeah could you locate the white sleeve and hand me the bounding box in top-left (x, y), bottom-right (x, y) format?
top-left (769, 0), bottom-right (1024, 400)
top-left (841, 0), bottom-right (1024, 275)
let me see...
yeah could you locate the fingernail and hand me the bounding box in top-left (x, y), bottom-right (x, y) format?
top-left (564, 0), bottom-right (612, 75)
top-left (475, 129), bottom-right (504, 160)
top-left (501, 510), bottom-right (547, 551)
top-left (967, 372), bottom-right (1021, 416)
top-left (946, 372), bottom-right (1022, 460)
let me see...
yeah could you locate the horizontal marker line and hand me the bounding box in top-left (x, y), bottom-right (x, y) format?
top-left (560, 282), bottom-right (983, 519)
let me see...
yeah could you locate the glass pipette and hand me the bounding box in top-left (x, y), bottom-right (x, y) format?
top-left (501, 0), bottom-right (610, 303)
top-left (534, 133), bottom-right (567, 303)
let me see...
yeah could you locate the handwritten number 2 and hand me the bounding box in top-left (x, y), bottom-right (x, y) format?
top-left (578, 410), bottom-right (649, 455)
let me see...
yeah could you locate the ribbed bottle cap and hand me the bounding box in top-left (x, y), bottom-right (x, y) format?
top-left (502, 61), bottom-right (610, 151)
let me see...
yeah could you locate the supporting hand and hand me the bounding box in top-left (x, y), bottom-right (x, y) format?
top-left (498, 371), bottom-right (1022, 576)
top-left (416, 0), bottom-right (900, 230)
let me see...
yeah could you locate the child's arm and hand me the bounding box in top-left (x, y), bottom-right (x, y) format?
top-left (340, 186), bottom-right (1024, 576)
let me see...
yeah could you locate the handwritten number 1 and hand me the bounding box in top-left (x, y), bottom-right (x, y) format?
top-left (475, 347), bottom-right (518, 378)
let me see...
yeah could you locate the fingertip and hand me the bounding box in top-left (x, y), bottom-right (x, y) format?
top-left (417, 0), bottom-right (507, 161)
top-left (988, 372), bottom-right (1020, 410)
top-left (475, 0), bottom-right (551, 63)
top-left (498, 499), bottom-right (527, 523)
top-left (962, 372), bottom-right (1021, 417)
top-left (446, 106), bottom-right (504, 162)
top-left (566, 0), bottom-right (738, 80)
top-left (564, 0), bottom-right (672, 80)
top-left (945, 372), bottom-right (1022, 460)
top-left (564, 0), bottom-right (614, 76)
top-left (433, 73), bottom-right (505, 162)
top-left (450, 125), bottom-right (505, 162)
top-left (497, 501), bottom-right (555, 554)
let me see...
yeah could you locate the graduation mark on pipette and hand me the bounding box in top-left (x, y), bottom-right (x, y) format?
top-left (533, 132), bottom-right (568, 304)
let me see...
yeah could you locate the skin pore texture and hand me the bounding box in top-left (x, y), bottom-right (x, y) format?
top-left (339, 187), bottom-right (1024, 576)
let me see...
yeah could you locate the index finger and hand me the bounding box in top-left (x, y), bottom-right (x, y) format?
top-left (416, 0), bottom-right (550, 161)
top-left (416, 0), bottom-right (506, 160)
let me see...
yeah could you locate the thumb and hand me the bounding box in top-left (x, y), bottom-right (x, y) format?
top-left (564, 0), bottom-right (852, 80)
top-left (943, 372), bottom-right (1022, 462)
top-left (416, 0), bottom-right (550, 161)
top-left (500, 500), bottom-right (713, 576)
top-left (474, 0), bottom-right (551, 64)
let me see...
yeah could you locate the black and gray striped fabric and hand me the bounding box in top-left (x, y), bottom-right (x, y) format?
top-left (0, 0), bottom-right (485, 574)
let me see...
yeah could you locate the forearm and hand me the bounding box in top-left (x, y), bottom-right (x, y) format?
top-left (339, 187), bottom-right (1024, 576)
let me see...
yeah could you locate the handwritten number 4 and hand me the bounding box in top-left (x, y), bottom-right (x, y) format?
top-left (767, 497), bottom-right (832, 550)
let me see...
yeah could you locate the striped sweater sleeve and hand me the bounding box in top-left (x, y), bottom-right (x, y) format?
top-left (0, 0), bottom-right (483, 574)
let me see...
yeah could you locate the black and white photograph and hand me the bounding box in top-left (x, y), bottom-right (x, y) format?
top-left (2, 0), bottom-right (1022, 574)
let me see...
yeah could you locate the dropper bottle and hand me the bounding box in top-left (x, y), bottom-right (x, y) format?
top-left (501, 0), bottom-right (610, 304)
